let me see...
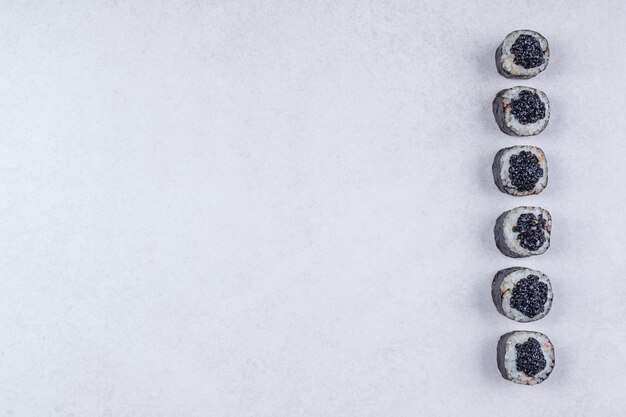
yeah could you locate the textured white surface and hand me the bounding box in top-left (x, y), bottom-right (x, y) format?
top-left (1, 1), bottom-right (625, 416)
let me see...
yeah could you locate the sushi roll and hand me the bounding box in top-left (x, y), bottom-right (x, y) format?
top-left (497, 331), bottom-right (555, 385)
top-left (496, 30), bottom-right (549, 79)
top-left (492, 146), bottom-right (548, 196)
top-left (494, 206), bottom-right (552, 258)
top-left (493, 86), bottom-right (550, 137)
top-left (491, 267), bottom-right (553, 322)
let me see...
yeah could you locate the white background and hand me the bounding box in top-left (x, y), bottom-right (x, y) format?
top-left (1, 1), bottom-right (625, 416)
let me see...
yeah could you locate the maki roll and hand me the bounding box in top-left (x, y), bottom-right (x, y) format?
top-left (491, 267), bottom-right (553, 322)
top-left (497, 331), bottom-right (555, 385)
top-left (496, 30), bottom-right (549, 79)
top-left (492, 146), bottom-right (548, 196)
top-left (494, 206), bottom-right (552, 258)
top-left (493, 86), bottom-right (550, 137)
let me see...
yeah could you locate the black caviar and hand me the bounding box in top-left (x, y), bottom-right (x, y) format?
top-left (510, 275), bottom-right (548, 318)
top-left (511, 34), bottom-right (545, 69)
top-left (511, 90), bottom-right (545, 125)
top-left (515, 338), bottom-right (546, 377)
top-left (509, 151), bottom-right (543, 192)
top-left (512, 213), bottom-right (547, 251)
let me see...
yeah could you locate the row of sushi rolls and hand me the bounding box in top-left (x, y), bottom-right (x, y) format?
top-left (492, 30), bottom-right (554, 385)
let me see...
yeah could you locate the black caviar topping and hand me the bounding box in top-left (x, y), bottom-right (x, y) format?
top-left (511, 90), bottom-right (546, 125)
top-left (515, 337), bottom-right (546, 377)
top-left (509, 151), bottom-right (543, 192)
top-left (511, 34), bottom-right (545, 69)
top-left (510, 274), bottom-right (548, 317)
top-left (512, 213), bottom-right (547, 251)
